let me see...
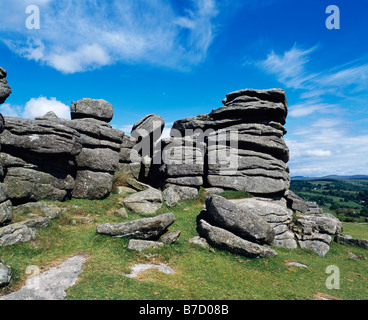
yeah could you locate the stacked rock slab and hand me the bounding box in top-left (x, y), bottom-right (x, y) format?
top-left (171, 88), bottom-right (290, 197)
top-left (1, 98), bottom-right (124, 202)
top-left (156, 136), bottom-right (205, 206)
top-left (0, 67), bottom-right (12, 222)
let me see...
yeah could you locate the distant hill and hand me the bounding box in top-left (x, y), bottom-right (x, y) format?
top-left (291, 175), bottom-right (368, 180)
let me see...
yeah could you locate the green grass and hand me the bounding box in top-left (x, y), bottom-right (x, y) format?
top-left (1, 190), bottom-right (367, 300)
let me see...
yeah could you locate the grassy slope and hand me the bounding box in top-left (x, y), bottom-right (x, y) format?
top-left (0, 190), bottom-right (367, 300)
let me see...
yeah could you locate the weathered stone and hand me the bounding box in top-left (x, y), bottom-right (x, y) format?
top-left (97, 212), bottom-right (175, 240)
top-left (298, 240), bottom-right (330, 257)
top-left (131, 114), bottom-right (165, 143)
top-left (71, 98), bottom-right (114, 122)
top-left (112, 186), bottom-right (137, 195)
top-left (126, 178), bottom-right (151, 191)
top-left (204, 188), bottom-right (224, 195)
top-left (4, 167), bottom-right (75, 203)
top-left (0, 259), bottom-right (12, 287)
top-left (159, 230), bottom-right (181, 244)
top-left (165, 176), bottom-right (203, 187)
top-left (296, 214), bottom-right (343, 235)
top-left (72, 170), bottom-right (113, 200)
top-left (75, 148), bottom-right (119, 172)
top-left (13, 202), bottom-right (65, 219)
top-left (0, 217), bottom-right (49, 246)
top-left (334, 234), bottom-right (368, 249)
top-left (207, 175), bottom-right (289, 196)
top-left (188, 236), bottom-right (210, 249)
top-left (163, 185), bottom-right (198, 207)
top-left (285, 190), bottom-right (309, 213)
top-left (2, 117), bottom-right (82, 156)
top-left (204, 195), bottom-right (275, 245)
top-left (122, 188), bottom-right (162, 215)
top-left (127, 239), bottom-right (164, 252)
top-left (0, 200), bottom-right (12, 225)
top-left (0, 254), bottom-right (87, 300)
top-left (197, 219), bottom-right (277, 258)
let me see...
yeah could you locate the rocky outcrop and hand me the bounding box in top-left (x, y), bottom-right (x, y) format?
top-left (169, 88), bottom-right (290, 198)
top-left (1, 100), bottom-right (124, 202)
top-left (294, 213), bottom-right (343, 257)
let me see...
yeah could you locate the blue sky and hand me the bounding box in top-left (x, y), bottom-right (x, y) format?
top-left (0, 0), bottom-right (368, 177)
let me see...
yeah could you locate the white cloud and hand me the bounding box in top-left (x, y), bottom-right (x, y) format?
top-left (0, 0), bottom-right (219, 73)
top-left (1, 97), bottom-right (70, 119)
top-left (259, 45), bottom-right (318, 89)
top-left (23, 97), bottom-right (70, 119)
top-left (289, 101), bottom-right (341, 118)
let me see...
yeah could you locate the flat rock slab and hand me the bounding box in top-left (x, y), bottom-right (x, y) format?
top-left (286, 261), bottom-right (308, 268)
top-left (127, 239), bottom-right (164, 252)
top-left (121, 263), bottom-right (175, 278)
top-left (0, 254), bottom-right (88, 300)
top-left (97, 212), bottom-right (175, 240)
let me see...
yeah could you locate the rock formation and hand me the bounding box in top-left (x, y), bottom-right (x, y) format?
top-left (168, 88), bottom-right (290, 197)
top-left (0, 68), bottom-right (349, 260)
top-left (1, 100), bottom-right (124, 203)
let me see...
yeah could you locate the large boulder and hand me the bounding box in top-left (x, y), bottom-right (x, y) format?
top-left (122, 188), bottom-right (163, 215)
top-left (204, 195), bottom-right (275, 245)
top-left (71, 98), bottom-right (114, 123)
top-left (197, 219), bottom-right (277, 258)
top-left (4, 166), bottom-right (75, 203)
top-left (97, 212), bottom-right (175, 240)
top-left (230, 197), bottom-right (297, 249)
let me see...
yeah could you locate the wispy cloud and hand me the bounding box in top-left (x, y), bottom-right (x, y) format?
top-left (258, 44), bottom-right (368, 98)
top-left (255, 44), bottom-right (368, 175)
top-left (259, 45), bottom-right (319, 89)
top-left (0, 0), bottom-right (219, 73)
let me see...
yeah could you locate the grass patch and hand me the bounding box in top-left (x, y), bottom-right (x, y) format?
top-left (1, 192), bottom-right (367, 300)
